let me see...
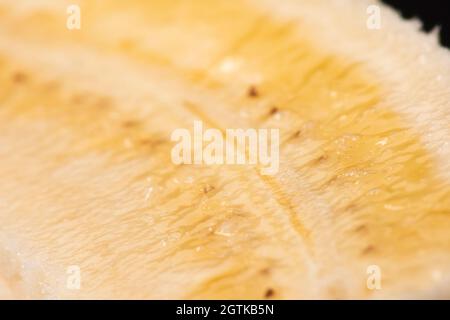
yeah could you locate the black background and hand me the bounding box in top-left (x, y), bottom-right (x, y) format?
top-left (382, 0), bottom-right (450, 47)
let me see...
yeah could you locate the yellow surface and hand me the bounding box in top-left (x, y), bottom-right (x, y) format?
top-left (0, 0), bottom-right (448, 298)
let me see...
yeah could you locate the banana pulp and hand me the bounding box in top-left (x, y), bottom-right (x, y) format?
top-left (0, 0), bottom-right (449, 299)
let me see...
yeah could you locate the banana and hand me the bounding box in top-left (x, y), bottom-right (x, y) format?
top-left (0, 0), bottom-right (449, 299)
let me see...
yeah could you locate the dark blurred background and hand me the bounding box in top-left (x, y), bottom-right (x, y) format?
top-left (382, 0), bottom-right (450, 48)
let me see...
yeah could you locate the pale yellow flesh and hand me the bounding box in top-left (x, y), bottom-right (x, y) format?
top-left (0, 0), bottom-right (449, 299)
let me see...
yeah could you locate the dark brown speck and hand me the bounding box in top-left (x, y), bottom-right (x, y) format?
top-left (362, 245), bottom-right (376, 255)
top-left (122, 120), bottom-right (140, 129)
top-left (12, 71), bottom-right (27, 83)
top-left (247, 85), bottom-right (259, 98)
top-left (314, 154), bottom-right (328, 164)
top-left (269, 106), bottom-right (279, 116)
top-left (260, 268), bottom-right (271, 275)
top-left (354, 225), bottom-right (367, 233)
top-left (264, 288), bottom-right (275, 299)
top-left (203, 184), bottom-right (215, 194)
